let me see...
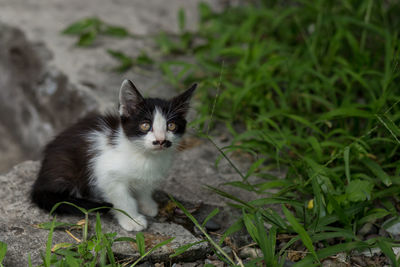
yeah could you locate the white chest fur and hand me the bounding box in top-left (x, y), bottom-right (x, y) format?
top-left (88, 129), bottom-right (173, 194)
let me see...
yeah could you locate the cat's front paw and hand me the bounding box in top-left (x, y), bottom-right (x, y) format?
top-left (117, 214), bottom-right (148, 231)
top-left (140, 199), bottom-right (158, 217)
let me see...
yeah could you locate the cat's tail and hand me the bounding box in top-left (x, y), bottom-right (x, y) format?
top-left (31, 189), bottom-right (113, 215)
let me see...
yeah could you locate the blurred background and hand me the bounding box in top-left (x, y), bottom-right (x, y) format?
top-left (0, 0), bottom-right (223, 173)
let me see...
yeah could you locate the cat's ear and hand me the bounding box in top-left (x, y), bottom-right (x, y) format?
top-left (171, 83), bottom-right (197, 117)
top-left (119, 80), bottom-right (144, 117)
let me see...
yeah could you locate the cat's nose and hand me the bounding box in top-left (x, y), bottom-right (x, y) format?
top-left (152, 140), bottom-right (172, 148)
top-left (152, 140), bottom-right (166, 146)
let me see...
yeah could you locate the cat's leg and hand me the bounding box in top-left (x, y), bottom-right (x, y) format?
top-left (136, 189), bottom-right (158, 217)
top-left (104, 183), bottom-right (147, 231)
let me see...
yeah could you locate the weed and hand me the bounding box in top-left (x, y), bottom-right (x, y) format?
top-left (0, 241), bottom-right (7, 267)
top-left (60, 0), bottom-right (400, 265)
top-left (32, 202), bottom-right (173, 267)
top-left (157, 1), bottom-right (400, 265)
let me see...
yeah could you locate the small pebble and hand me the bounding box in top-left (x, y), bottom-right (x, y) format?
top-left (239, 247), bottom-right (262, 259)
top-left (204, 219), bottom-right (221, 231)
top-left (204, 259), bottom-right (224, 267)
top-left (221, 246), bottom-right (232, 256)
top-left (357, 222), bottom-right (377, 236)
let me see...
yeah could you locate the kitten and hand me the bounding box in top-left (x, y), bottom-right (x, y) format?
top-left (31, 80), bottom-right (196, 231)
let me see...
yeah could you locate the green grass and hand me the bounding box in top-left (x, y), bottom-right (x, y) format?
top-left (31, 203), bottom-right (173, 267)
top-left (0, 241), bottom-right (7, 267)
top-left (56, 0), bottom-right (400, 265)
top-left (156, 0), bottom-right (400, 265)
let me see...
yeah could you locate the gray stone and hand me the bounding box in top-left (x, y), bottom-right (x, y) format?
top-left (357, 222), bottom-right (378, 236)
top-left (204, 219), bottom-right (221, 231)
top-left (0, 22), bottom-right (99, 173)
top-left (385, 221), bottom-right (400, 237)
top-left (0, 161), bottom-right (208, 266)
top-left (0, 0), bottom-right (223, 109)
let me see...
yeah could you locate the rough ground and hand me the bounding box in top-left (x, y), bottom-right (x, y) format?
top-left (0, 161), bottom-right (208, 266)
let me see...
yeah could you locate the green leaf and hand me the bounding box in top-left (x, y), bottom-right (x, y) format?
top-left (245, 158), bottom-right (266, 179)
top-left (242, 211), bottom-right (258, 244)
top-left (218, 218), bottom-right (244, 245)
top-left (169, 240), bottom-right (206, 258)
top-left (107, 49), bottom-right (133, 72)
top-left (136, 52), bottom-right (154, 65)
top-left (361, 157), bottom-right (392, 186)
top-left (102, 25), bottom-right (129, 37)
top-left (377, 239), bottom-right (399, 267)
top-left (131, 238), bottom-right (175, 266)
top-left (345, 179), bottom-right (374, 202)
top-left (319, 107), bottom-right (372, 120)
top-left (255, 211), bottom-right (275, 265)
top-left (282, 205), bottom-right (319, 263)
top-left (95, 213), bottom-right (102, 238)
top-left (62, 17), bottom-right (100, 35)
top-left (170, 195), bottom-right (235, 265)
top-left (114, 237), bottom-right (136, 243)
top-left (35, 221), bottom-right (77, 230)
top-left (0, 241), bottom-right (7, 265)
top-left (136, 232), bottom-right (145, 256)
top-left (344, 146), bottom-right (351, 183)
top-left (65, 255), bottom-right (81, 267)
top-left (202, 208), bottom-right (220, 228)
top-left (51, 242), bottom-right (73, 252)
top-left (44, 217), bottom-right (57, 267)
top-left (294, 241), bottom-right (368, 266)
top-left (375, 114), bottom-right (400, 144)
top-left (77, 30), bottom-right (97, 46)
top-left (50, 201), bottom-right (88, 215)
top-left (178, 8), bottom-right (186, 32)
top-left (283, 114), bottom-right (323, 135)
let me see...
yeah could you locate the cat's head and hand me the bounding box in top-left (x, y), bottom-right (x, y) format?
top-left (118, 79), bottom-right (196, 152)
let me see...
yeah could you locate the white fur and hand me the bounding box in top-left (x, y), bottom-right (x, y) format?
top-left (88, 110), bottom-right (178, 231)
top-left (152, 108), bottom-right (166, 142)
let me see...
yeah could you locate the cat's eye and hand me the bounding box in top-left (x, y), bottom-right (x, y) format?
top-left (167, 122), bottom-right (177, 131)
top-left (139, 122), bottom-right (151, 132)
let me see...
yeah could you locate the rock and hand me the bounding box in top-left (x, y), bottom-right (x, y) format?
top-left (321, 252), bottom-right (347, 267)
top-left (136, 261), bottom-right (154, 267)
top-left (204, 219), bottom-right (221, 231)
top-left (359, 247), bottom-right (382, 257)
top-left (221, 246), bottom-right (232, 257)
top-left (0, 22), bottom-right (99, 172)
top-left (283, 260), bottom-right (295, 267)
top-left (357, 222), bottom-right (378, 236)
top-left (238, 247), bottom-right (262, 259)
top-left (385, 221), bottom-right (400, 237)
top-left (0, 161), bottom-right (209, 266)
top-left (204, 259), bottom-right (225, 267)
top-left (0, 0), bottom-right (223, 109)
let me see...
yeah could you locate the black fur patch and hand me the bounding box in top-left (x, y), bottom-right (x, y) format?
top-left (31, 82), bottom-right (196, 214)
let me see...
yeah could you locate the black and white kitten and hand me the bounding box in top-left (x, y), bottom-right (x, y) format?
top-left (31, 80), bottom-right (196, 231)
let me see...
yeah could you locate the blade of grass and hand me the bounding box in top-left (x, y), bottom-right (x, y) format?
top-left (170, 195), bottom-right (235, 265)
top-left (282, 205), bottom-right (319, 263)
top-left (377, 239), bottom-right (399, 267)
top-left (130, 238), bottom-right (175, 266)
top-left (0, 241), bottom-right (7, 267)
top-left (136, 232), bottom-right (145, 256)
top-left (202, 208), bottom-right (220, 227)
top-left (44, 217), bottom-right (57, 267)
top-left (169, 240), bottom-right (206, 258)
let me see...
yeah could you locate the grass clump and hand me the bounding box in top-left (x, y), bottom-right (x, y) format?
top-left (32, 203), bottom-right (173, 267)
top-left (157, 0), bottom-right (400, 265)
top-left (59, 1), bottom-right (400, 265)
